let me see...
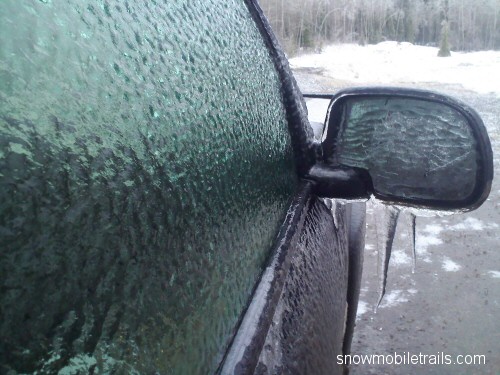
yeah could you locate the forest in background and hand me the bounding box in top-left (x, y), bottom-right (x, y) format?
top-left (258, 0), bottom-right (500, 55)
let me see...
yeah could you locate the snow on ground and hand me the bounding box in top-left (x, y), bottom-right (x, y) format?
top-left (290, 42), bottom-right (500, 96)
top-left (356, 300), bottom-right (369, 317)
top-left (415, 224), bottom-right (444, 263)
top-left (378, 289), bottom-right (409, 308)
top-left (441, 256), bottom-right (462, 272)
top-left (390, 249), bottom-right (412, 266)
top-left (448, 217), bottom-right (499, 230)
top-left (487, 270), bottom-right (500, 278)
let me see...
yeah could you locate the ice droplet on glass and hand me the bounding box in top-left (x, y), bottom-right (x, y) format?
top-left (375, 204), bottom-right (400, 310)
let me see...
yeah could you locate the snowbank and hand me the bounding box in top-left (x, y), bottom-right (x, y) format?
top-left (290, 42), bottom-right (500, 96)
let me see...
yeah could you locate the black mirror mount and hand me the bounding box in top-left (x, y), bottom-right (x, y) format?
top-left (308, 87), bottom-right (493, 212)
top-left (306, 163), bottom-right (373, 200)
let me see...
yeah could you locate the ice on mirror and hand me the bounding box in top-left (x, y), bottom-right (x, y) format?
top-left (337, 97), bottom-right (478, 202)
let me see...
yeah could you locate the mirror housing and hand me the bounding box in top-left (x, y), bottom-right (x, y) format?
top-left (306, 87), bottom-right (493, 211)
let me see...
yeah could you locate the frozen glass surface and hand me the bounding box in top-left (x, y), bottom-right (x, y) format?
top-left (337, 98), bottom-right (478, 201)
top-left (0, 0), bottom-right (296, 373)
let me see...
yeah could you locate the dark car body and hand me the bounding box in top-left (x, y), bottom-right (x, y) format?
top-left (0, 1), bottom-right (492, 375)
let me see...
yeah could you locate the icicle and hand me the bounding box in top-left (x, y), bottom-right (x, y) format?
top-left (327, 199), bottom-right (337, 228)
top-left (374, 205), bottom-right (400, 311)
top-left (409, 213), bottom-right (417, 273)
top-left (327, 199), bottom-right (343, 229)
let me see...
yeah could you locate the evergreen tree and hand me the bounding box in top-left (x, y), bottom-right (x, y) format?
top-left (438, 20), bottom-right (451, 56)
top-left (437, 0), bottom-right (451, 57)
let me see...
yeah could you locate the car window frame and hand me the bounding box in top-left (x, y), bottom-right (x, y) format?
top-left (217, 1), bottom-right (331, 373)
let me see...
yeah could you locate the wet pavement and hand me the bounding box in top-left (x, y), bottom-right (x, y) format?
top-left (295, 69), bottom-right (500, 375)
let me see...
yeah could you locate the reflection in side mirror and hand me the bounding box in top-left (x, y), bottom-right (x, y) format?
top-left (308, 88), bottom-right (493, 211)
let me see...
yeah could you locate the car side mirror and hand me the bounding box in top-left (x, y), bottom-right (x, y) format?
top-left (306, 87), bottom-right (493, 211)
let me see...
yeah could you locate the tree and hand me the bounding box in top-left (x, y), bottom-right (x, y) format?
top-left (437, 0), bottom-right (451, 56)
top-left (438, 20), bottom-right (451, 56)
top-left (258, 0), bottom-right (500, 56)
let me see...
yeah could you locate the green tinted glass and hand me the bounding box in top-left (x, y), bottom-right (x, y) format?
top-left (0, 1), bottom-right (297, 373)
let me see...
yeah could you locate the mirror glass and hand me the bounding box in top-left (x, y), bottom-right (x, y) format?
top-left (332, 97), bottom-right (479, 202)
top-left (305, 97), bottom-right (329, 141)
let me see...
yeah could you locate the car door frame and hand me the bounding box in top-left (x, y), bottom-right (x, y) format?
top-left (217, 1), bottom-right (365, 373)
